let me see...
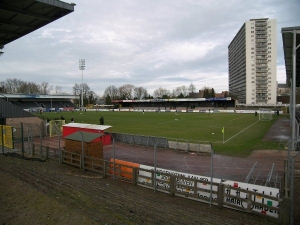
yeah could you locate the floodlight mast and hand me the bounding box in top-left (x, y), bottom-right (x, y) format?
top-left (79, 59), bottom-right (85, 109)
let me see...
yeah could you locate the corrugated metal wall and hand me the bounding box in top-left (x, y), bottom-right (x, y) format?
top-left (0, 98), bottom-right (34, 118)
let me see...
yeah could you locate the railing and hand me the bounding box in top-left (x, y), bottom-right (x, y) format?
top-left (105, 160), bottom-right (282, 222)
top-left (112, 133), bottom-right (212, 154)
top-left (3, 148), bottom-right (287, 223)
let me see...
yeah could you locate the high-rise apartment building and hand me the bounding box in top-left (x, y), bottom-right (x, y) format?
top-left (228, 18), bottom-right (277, 104)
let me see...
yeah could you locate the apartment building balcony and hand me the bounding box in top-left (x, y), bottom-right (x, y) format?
top-left (255, 21), bottom-right (267, 26)
top-left (256, 69), bottom-right (268, 73)
top-left (256, 82), bottom-right (267, 85)
top-left (256, 45), bottom-right (267, 49)
top-left (256, 63), bottom-right (267, 67)
top-left (256, 59), bottom-right (267, 63)
top-left (256, 35), bottom-right (267, 39)
top-left (255, 27), bottom-right (267, 31)
top-left (256, 77), bottom-right (268, 81)
top-left (256, 52), bottom-right (267, 56)
top-left (256, 91), bottom-right (266, 94)
top-left (256, 56), bottom-right (267, 59)
top-left (256, 74), bottom-right (268, 79)
top-left (256, 31), bottom-right (267, 35)
top-left (256, 39), bottom-right (268, 43)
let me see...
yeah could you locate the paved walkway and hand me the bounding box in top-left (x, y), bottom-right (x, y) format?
top-left (263, 117), bottom-right (291, 142)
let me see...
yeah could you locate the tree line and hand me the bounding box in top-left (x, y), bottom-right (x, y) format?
top-left (0, 78), bottom-right (228, 106)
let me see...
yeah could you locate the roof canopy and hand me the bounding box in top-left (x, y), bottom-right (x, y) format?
top-left (64, 131), bottom-right (104, 143)
top-left (281, 26), bottom-right (300, 87)
top-left (0, 0), bottom-right (75, 49)
top-left (63, 123), bottom-right (112, 131)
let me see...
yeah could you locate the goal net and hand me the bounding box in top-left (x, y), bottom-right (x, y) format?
top-left (259, 108), bottom-right (273, 121)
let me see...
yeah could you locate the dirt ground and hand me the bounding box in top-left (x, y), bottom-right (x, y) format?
top-left (0, 154), bottom-right (284, 225)
top-left (0, 117), bottom-right (299, 224)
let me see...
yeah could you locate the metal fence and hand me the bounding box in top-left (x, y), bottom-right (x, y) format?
top-left (1, 121), bottom-right (62, 161)
top-left (111, 132), bottom-right (212, 154)
top-left (0, 126), bottom-right (292, 224)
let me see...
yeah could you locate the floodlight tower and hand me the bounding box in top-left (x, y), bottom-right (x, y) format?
top-left (79, 59), bottom-right (85, 109)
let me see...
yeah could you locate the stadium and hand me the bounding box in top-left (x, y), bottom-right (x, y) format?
top-left (0, 1), bottom-right (300, 224)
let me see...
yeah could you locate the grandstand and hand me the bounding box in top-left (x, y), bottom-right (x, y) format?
top-left (112, 97), bottom-right (235, 111)
top-left (0, 93), bottom-right (78, 112)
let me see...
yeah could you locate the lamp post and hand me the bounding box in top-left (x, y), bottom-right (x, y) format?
top-left (79, 59), bottom-right (85, 109)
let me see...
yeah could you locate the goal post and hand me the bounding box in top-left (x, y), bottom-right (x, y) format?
top-left (259, 108), bottom-right (273, 121)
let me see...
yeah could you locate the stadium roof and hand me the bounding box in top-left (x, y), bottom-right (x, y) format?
top-left (0, 93), bottom-right (78, 99)
top-left (0, 0), bottom-right (75, 51)
top-left (281, 26), bottom-right (300, 87)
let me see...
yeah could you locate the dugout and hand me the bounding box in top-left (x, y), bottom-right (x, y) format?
top-left (64, 131), bottom-right (104, 161)
top-left (62, 123), bottom-right (112, 145)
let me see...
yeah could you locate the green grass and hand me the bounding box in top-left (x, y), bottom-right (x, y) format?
top-left (37, 111), bottom-right (283, 157)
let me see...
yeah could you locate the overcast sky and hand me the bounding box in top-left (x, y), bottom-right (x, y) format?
top-left (1, 0), bottom-right (299, 97)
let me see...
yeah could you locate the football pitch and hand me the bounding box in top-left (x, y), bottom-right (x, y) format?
top-left (40, 111), bottom-right (282, 156)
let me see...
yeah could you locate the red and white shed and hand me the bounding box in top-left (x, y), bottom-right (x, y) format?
top-left (62, 123), bottom-right (112, 145)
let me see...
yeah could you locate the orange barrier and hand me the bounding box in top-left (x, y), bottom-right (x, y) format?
top-left (109, 158), bottom-right (140, 179)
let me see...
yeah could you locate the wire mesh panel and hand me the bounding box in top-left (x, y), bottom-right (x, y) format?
top-left (49, 120), bottom-right (65, 137)
top-left (112, 132), bottom-right (169, 148)
top-left (0, 125), bottom-right (14, 149)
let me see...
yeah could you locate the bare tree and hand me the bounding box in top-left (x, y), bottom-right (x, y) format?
top-left (86, 90), bottom-right (98, 105)
top-left (73, 83), bottom-right (81, 95)
top-left (39, 82), bottom-right (53, 95)
top-left (0, 82), bottom-right (6, 93)
top-left (73, 83), bottom-right (91, 106)
top-left (172, 86), bottom-right (182, 97)
top-left (118, 84), bottom-right (135, 99)
top-left (181, 85), bottom-right (188, 97)
top-left (0, 78), bottom-right (69, 94)
top-left (153, 87), bottom-right (170, 99)
top-left (53, 85), bottom-right (62, 94)
top-left (134, 86), bottom-right (148, 99)
top-left (188, 83), bottom-right (196, 96)
top-left (103, 85), bottom-right (119, 100)
top-left (3, 78), bottom-right (23, 93)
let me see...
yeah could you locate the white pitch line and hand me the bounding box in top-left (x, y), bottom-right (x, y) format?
top-left (224, 120), bottom-right (260, 143)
